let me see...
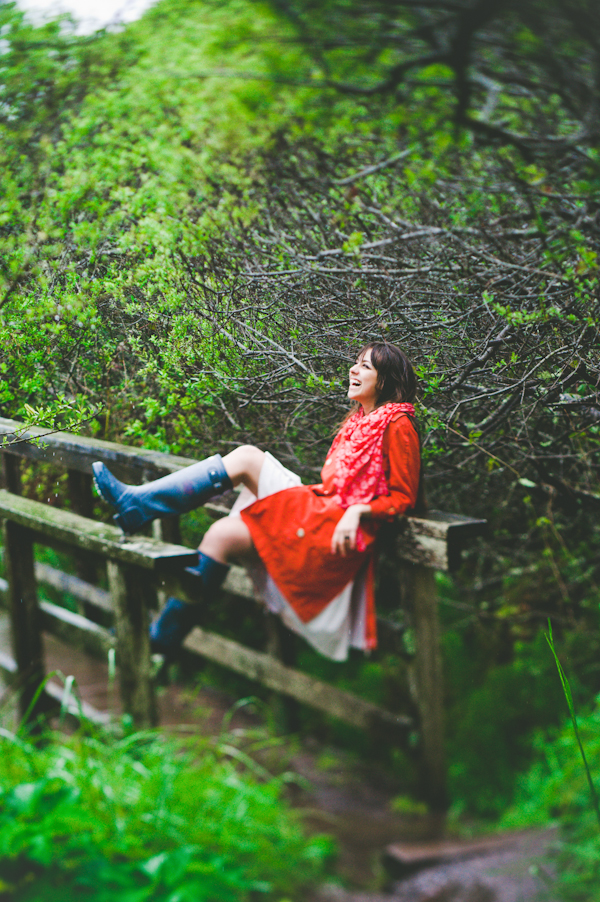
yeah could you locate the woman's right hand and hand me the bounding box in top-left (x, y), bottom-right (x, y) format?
top-left (331, 504), bottom-right (370, 556)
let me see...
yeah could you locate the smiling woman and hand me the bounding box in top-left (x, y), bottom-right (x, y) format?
top-left (92, 342), bottom-right (422, 661)
top-left (348, 349), bottom-right (379, 412)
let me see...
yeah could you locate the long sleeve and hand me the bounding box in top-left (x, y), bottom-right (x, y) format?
top-left (367, 415), bottom-right (420, 519)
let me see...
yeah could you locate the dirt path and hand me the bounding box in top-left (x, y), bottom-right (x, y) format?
top-left (312, 827), bottom-right (557, 901)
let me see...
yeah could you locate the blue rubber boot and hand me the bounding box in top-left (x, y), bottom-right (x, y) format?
top-left (149, 553), bottom-right (230, 655)
top-left (92, 456), bottom-right (232, 535)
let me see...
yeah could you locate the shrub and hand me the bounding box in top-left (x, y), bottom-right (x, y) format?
top-left (0, 720), bottom-right (332, 901)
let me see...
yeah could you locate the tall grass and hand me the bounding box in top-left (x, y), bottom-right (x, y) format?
top-left (501, 622), bottom-right (600, 901)
top-left (0, 683), bottom-right (332, 901)
top-left (546, 621), bottom-right (600, 832)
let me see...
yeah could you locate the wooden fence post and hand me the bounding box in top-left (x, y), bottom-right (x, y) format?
top-left (2, 520), bottom-right (45, 723)
top-left (67, 468), bottom-right (97, 591)
top-left (107, 560), bottom-right (157, 728)
top-left (1, 453), bottom-right (22, 495)
top-left (152, 516), bottom-right (182, 615)
top-left (403, 561), bottom-right (447, 818)
top-left (152, 516), bottom-right (182, 546)
top-left (265, 612), bottom-right (300, 732)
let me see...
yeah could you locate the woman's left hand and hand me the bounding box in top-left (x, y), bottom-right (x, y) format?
top-left (331, 504), bottom-right (370, 556)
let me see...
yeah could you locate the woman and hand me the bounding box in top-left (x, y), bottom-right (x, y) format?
top-left (92, 342), bottom-right (422, 661)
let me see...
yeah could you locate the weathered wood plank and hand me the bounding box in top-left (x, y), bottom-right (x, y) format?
top-left (108, 561), bottom-right (157, 728)
top-left (0, 418), bottom-right (486, 570)
top-left (67, 468), bottom-right (94, 518)
top-left (0, 490), bottom-right (198, 571)
top-left (34, 563), bottom-right (113, 613)
top-left (3, 563), bottom-right (409, 658)
top-left (39, 600), bottom-right (115, 660)
top-left (205, 501), bottom-right (486, 571)
top-left (0, 649), bottom-right (109, 725)
top-left (0, 416), bottom-right (196, 483)
top-left (2, 521), bottom-right (45, 722)
top-left (396, 510), bottom-right (487, 571)
top-left (0, 574), bottom-right (113, 657)
top-left (44, 679), bottom-right (111, 725)
top-left (152, 515), bottom-right (182, 546)
top-left (159, 563), bottom-right (256, 605)
top-left (183, 625), bottom-right (412, 738)
top-left (1, 565), bottom-right (110, 613)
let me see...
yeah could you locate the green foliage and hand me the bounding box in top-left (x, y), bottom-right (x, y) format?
top-left (436, 572), bottom-right (600, 819)
top-left (502, 697), bottom-right (600, 900)
top-left (445, 630), bottom-right (567, 817)
top-left (0, 721), bottom-right (332, 900)
top-left (546, 620), bottom-right (600, 832)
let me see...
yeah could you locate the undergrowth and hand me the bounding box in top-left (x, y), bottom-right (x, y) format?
top-left (0, 708), bottom-right (332, 901)
top-left (501, 641), bottom-right (600, 900)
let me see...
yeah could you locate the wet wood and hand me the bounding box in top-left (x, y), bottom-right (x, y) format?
top-left (1, 453), bottom-right (22, 494)
top-left (39, 600), bottom-right (115, 660)
top-left (2, 520), bottom-right (45, 722)
top-left (44, 678), bottom-right (111, 725)
top-left (0, 489), bottom-right (198, 571)
top-left (67, 468), bottom-right (97, 587)
top-left (151, 512), bottom-right (182, 546)
top-left (0, 574), bottom-right (113, 657)
top-left (0, 418), bottom-right (486, 571)
top-left (0, 649), bottom-right (109, 725)
top-left (107, 560), bottom-right (157, 728)
top-left (34, 563), bottom-right (113, 613)
top-left (395, 510), bottom-right (487, 571)
top-left (67, 469), bottom-right (94, 518)
top-left (160, 563), bottom-right (256, 605)
top-left (386, 831), bottom-right (532, 867)
top-left (152, 518), bottom-right (182, 610)
top-left (184, 624), bottom-right (413, 738)
top-left (404, 562), bottom-right (447, 815)
top-left (265, 612), bottom-right (300, 731)
top-left (0, 416), bottom-right (196, 483)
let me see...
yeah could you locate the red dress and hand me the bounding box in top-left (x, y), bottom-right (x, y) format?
top-left (240, 412), bottom-right (420, 652)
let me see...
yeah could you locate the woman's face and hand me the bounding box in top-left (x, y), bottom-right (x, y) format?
top-left (348, 349), bottom-right (379, 413)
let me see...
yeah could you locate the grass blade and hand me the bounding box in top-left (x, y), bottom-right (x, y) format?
top-left (546, 619), bottom-right (600, 832)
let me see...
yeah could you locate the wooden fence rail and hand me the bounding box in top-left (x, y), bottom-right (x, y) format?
top-left (0, 416), bottom-right (486, 813)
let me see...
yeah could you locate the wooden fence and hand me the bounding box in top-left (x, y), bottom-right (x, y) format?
top-left (0, 416), bottom-right (485, 813)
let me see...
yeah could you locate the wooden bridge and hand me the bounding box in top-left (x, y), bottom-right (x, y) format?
top-left (0, 416), bottom-right (485, 815)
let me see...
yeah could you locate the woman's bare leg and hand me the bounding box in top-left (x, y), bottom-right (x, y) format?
top-left (199, 515), bottom-right (254, 565)
top-left (221, 445), bottom-right (265, 497)
top-left (198, 445), bottom-right (263, 563)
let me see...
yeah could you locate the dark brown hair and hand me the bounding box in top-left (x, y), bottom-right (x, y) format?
top-left (356, 341), bottom-right (417, 407)
top-left (353, 342), bottom-right (426, 514)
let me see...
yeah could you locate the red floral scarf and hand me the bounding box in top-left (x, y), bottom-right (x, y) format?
top-left (333, 402), bottom-right (415, 509)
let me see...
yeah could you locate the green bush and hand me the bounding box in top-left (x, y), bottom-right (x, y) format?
top-left (445, 630), bottom-right (569, 817)
top-left (0, 720), bottom-right (332, 901)
top-left (502, 698), bottom-right (600, 900)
